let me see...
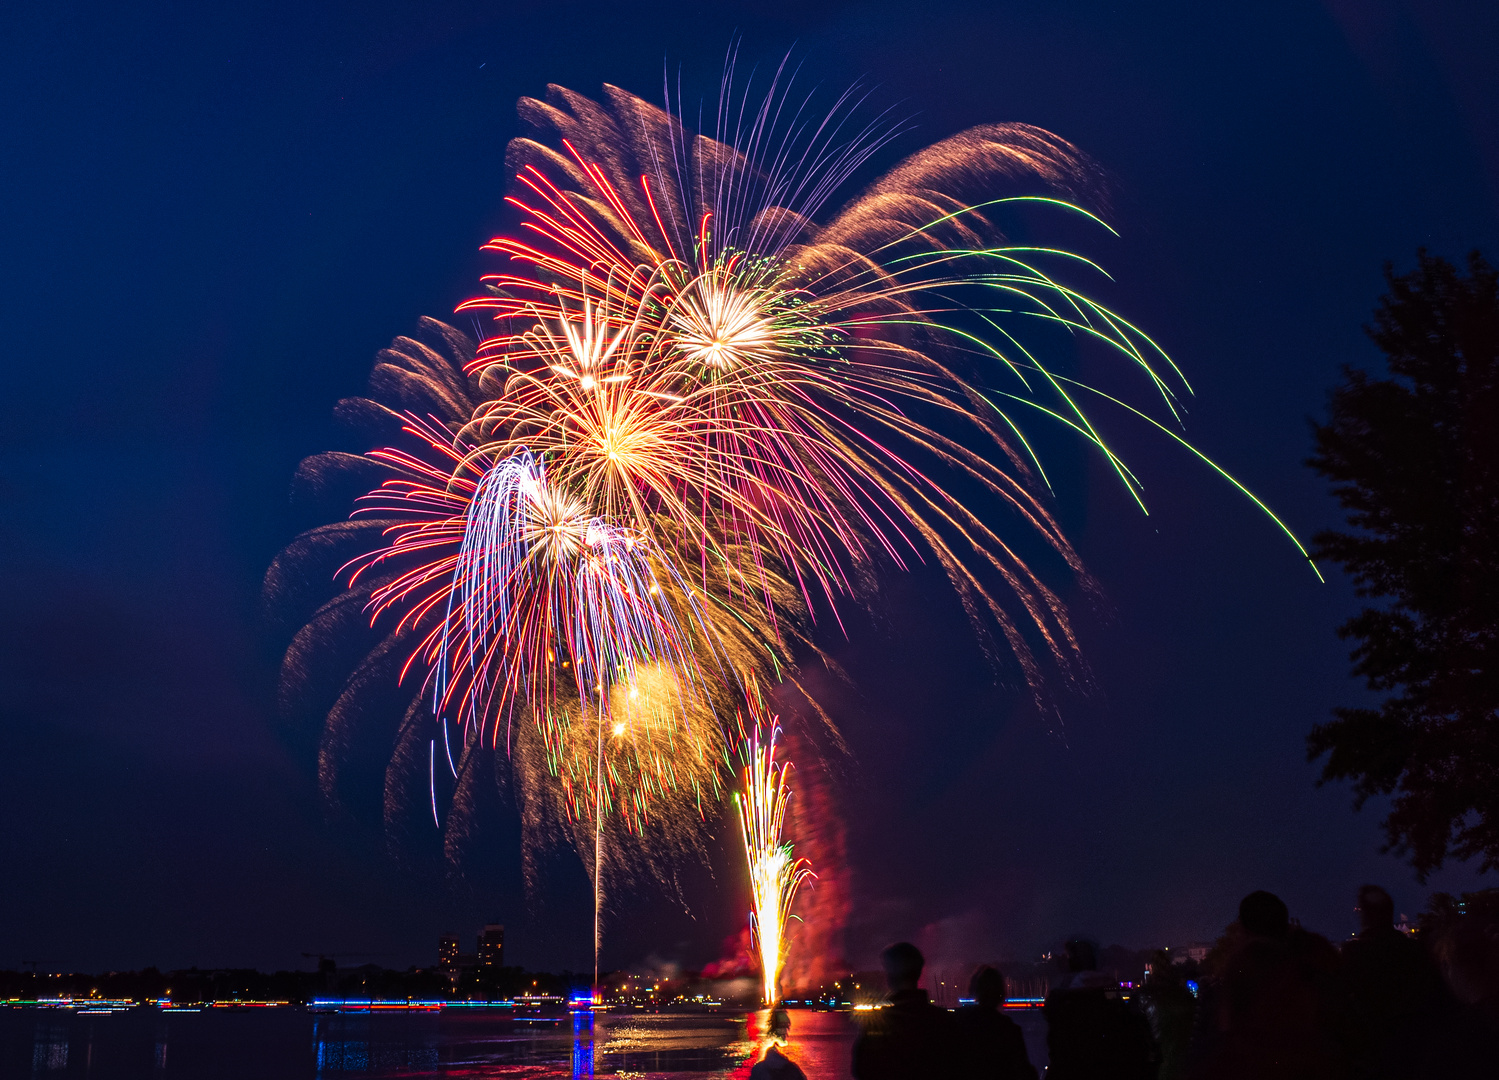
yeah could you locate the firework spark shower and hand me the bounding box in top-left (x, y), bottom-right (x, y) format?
top-left (265, 58), bottom-right (1316, 970)
top-left (735, 717), bottom-right (813, 1006)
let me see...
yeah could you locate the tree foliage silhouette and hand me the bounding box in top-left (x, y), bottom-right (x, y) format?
top-left (1308, 251), bottom-right (1499, 879)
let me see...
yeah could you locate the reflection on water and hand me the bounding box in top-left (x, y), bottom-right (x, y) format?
top-left (311, 1016), bottom-right (443, 1075)
top-left (551, 1008), bottom-right (860, 1079)
top-left (570, 1011), bottom-right (593, 1078)
top-left (0, 1004), bottom-right (1043, 1078)
top-left (31, 1021), bottom-right (68, 1073)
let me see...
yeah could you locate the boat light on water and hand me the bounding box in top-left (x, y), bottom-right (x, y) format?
top-left (307, 997), bottom-right (572, 1014)
top-left (309, 999), bottom-right (446, 1013)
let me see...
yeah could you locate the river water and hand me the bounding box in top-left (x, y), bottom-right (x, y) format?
top-left (1, 1006), bottom-right (1049, 1078)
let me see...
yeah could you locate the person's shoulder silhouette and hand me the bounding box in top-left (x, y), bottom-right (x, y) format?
top-left (1190, 890), bottom-right (1351, 1079)
top-left (955, 965), bottom-right (1037, 1080)
top-left (1044, 939), bottom-right (1154, 1080)
top-left (748, 1043), bottom-right (807, 1079)
top-left (851, 942), bottom-right (960, 1080)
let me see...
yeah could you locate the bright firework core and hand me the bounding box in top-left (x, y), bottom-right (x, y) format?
top-left (668, 268), bottom-right (781, 370)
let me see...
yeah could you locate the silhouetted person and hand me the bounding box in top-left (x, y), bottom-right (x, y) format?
top-left (1340, 885), bottom-right (1445, 1079)
top-left (955, 965), bottom-right (1037, 1080)
top-left (750, 1004), bottom-right (807, 1079)
top-left (851, 942), bottom-right (959, 1080)
top-left (1140, 950), bottom-right (1197, 1080)
top-left (1415, 918), bottom-right (1499, 1079)
top-left (1188, 891), bottom-right (1348, 1079)
top-left (1044, 938), bottom-right (1156, 1080)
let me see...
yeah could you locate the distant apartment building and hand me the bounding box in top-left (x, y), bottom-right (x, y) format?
top-left (438, 934), bottom-right (460, 970)
top-left (478, 924), bottom-right (505, 971)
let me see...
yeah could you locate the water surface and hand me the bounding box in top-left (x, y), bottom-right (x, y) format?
top-left (2, 1006), bottom-right (1048, 1078)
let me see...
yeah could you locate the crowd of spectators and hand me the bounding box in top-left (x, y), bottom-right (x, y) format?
top-left (755, 883), bottom-right (1499, 1078)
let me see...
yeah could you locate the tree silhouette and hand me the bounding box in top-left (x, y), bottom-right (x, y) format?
top-left (1308, 250), bottom-right (1499, 879)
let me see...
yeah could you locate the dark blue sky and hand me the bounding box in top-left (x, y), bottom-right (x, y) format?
top-left (2, 0), bottom-right (1496, 976)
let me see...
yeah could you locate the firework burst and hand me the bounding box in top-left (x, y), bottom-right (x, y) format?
top-left (266, 61), bottom-right (1314, 936)
top-left (460, 77), bottom-right (1317, 699)
top-left (341, 412), bottom-right (795, 834)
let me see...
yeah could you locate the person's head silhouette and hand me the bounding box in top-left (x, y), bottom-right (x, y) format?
top-left (1239, 890), bottom-right (1290, 939)
top-left (881, 942), bottom-right (925, 994)
top-left (769, 1005), bottom-right (791, 1043)
top-left (1064, 939), bottom-right (1098, 973)
top-left (968, 965), bottom-right (1006, 1010)
top-left (1356, 885), bottom-right (1394, 933)
top-left (1435, 920), bottom-right (1499, 1006)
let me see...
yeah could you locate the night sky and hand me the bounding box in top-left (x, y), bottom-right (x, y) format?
top-left (3, 0), bottom-right (1497, 978)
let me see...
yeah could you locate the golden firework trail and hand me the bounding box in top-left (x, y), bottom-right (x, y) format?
top-left (736, 717), bottom-right (813, 1007)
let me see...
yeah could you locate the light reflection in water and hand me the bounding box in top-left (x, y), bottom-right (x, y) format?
top-left (314, 1015), bottom-right (369, 1074)
top-left (2, 1003), bottom-right (876, 1077)
top-left (571, 1010), bottom-right (594, 1078)
top-left (739, 1007), bottom-right (770, 1074)
top-left (728, 1007), bottom-right (844, 1079)
top-left (31, 1023), bottom-right (67, 1073)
